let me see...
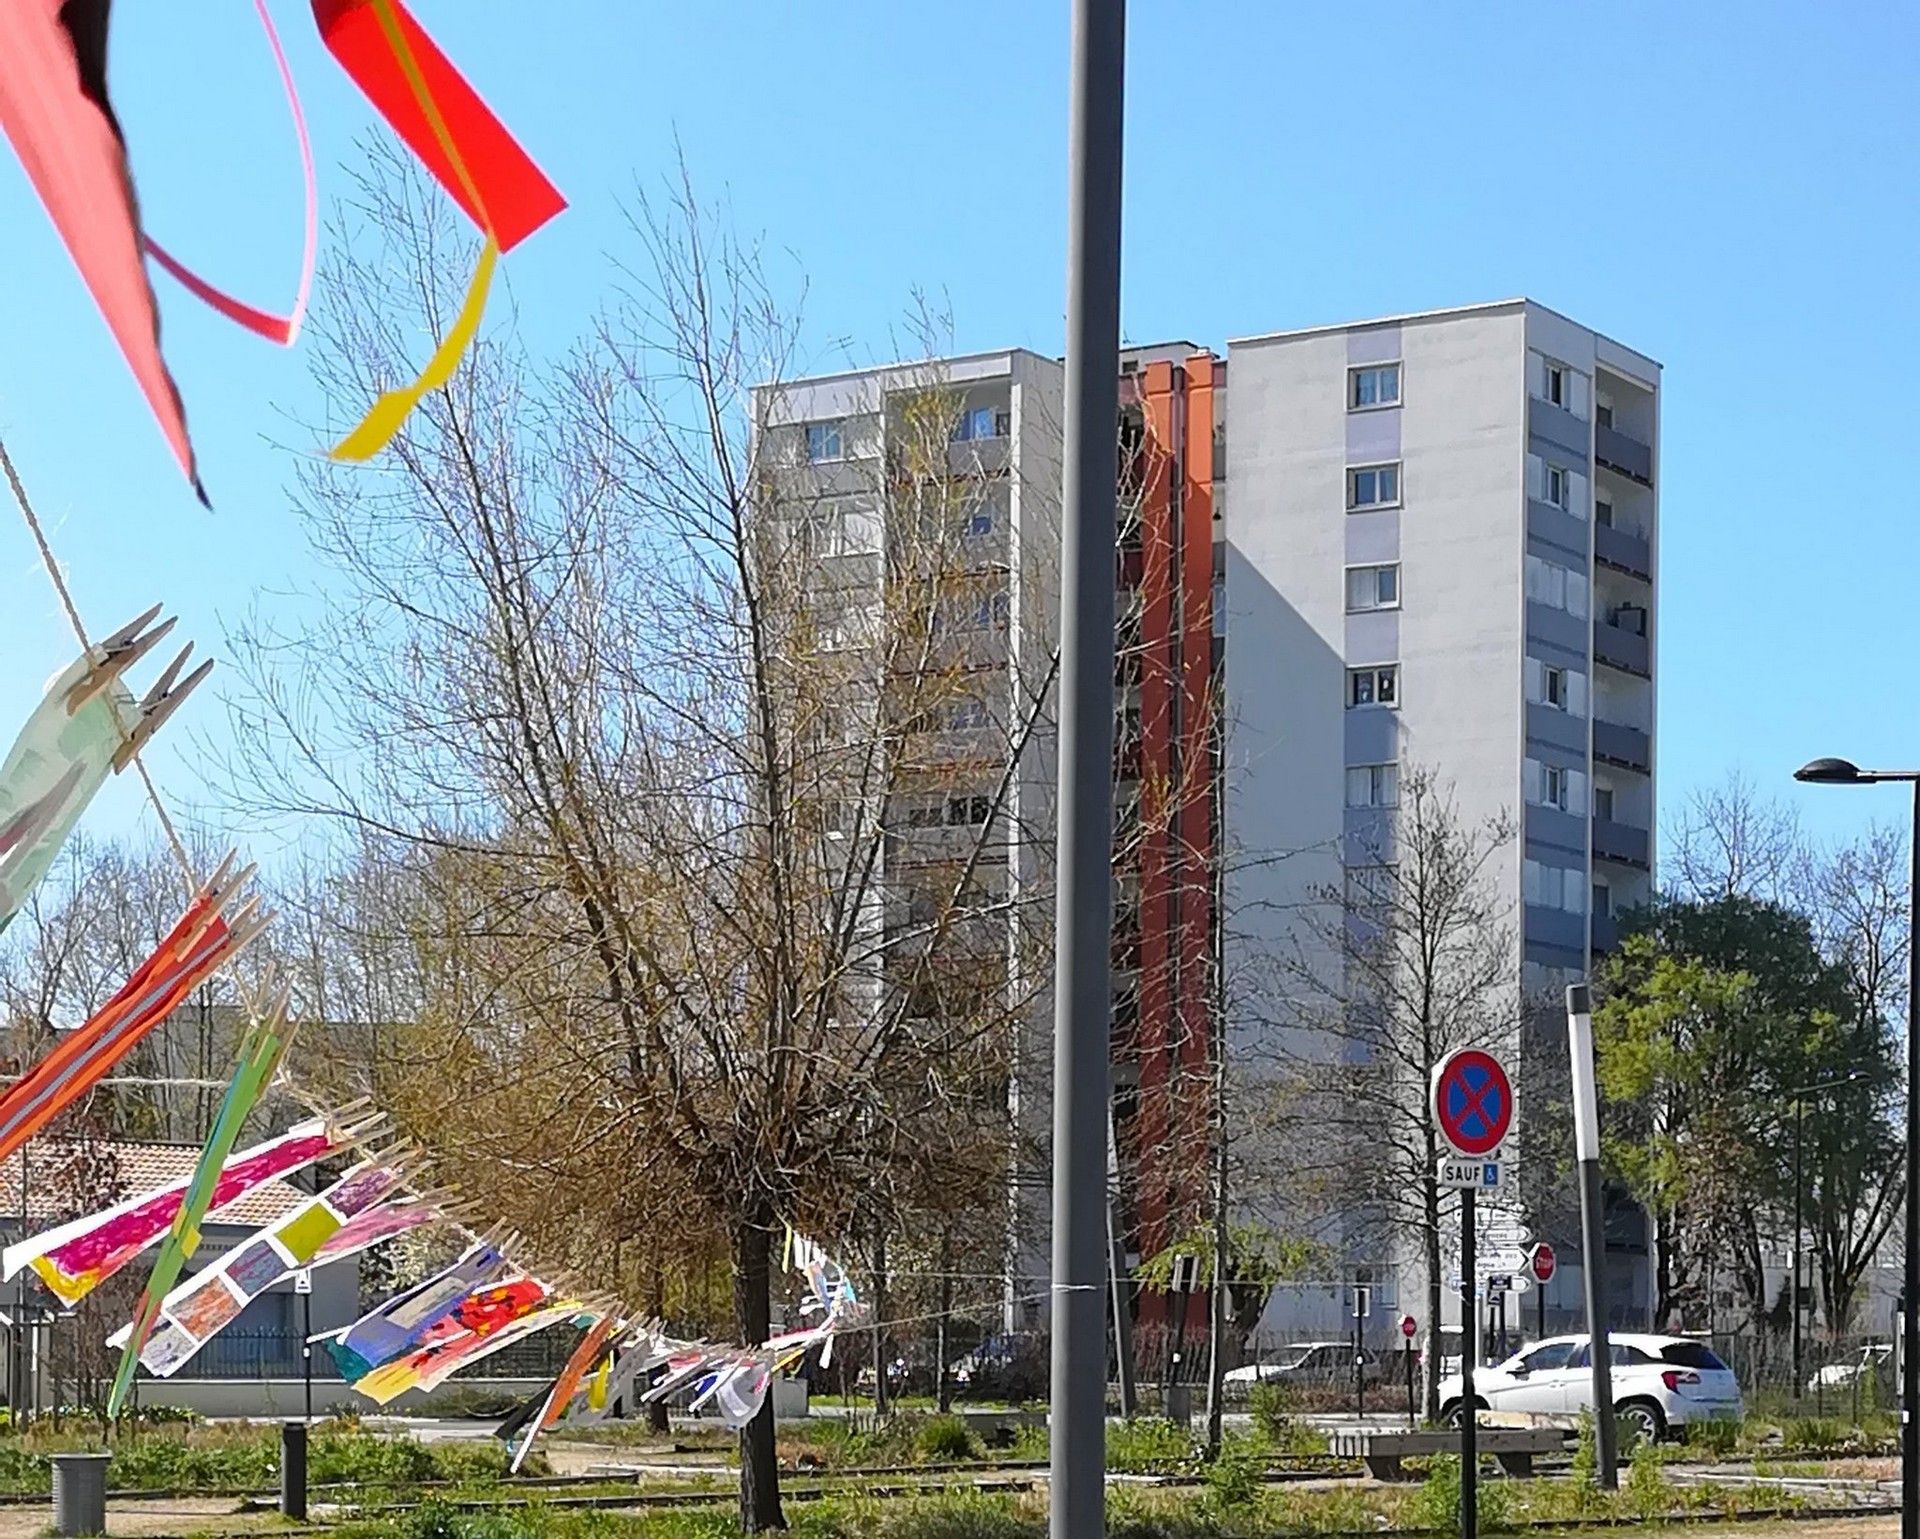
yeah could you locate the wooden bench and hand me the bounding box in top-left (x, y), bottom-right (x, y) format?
top-left (1327, 1425), bottom-right (1567, 1481)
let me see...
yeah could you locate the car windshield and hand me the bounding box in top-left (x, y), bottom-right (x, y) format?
top-left (1280, 1347), bottom-right (1320, 1367)
top-left (1659, 1342), bottom-right (1729, 1371)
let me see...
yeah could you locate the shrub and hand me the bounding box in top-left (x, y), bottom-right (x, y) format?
top-left (1104, 1417), bottom-right (1194, 1473)
top-left (878, 1491), bottom-right (1039, 1539)
top-left (915, 1415), bottom-right (978, 1463)
top-left (1246, 1380), bottom-right (1325, 1454)
top-left (1684, 1416), bottom-right (1740, 1456)
top-left (1202, 1440), bottom-right (1263, 1511)
top-left (1781, 1415), bottom-right (1851, 1455)
top-left (1409, 1454), bottom-right (1510, 1537)
top-left (1625, 1436), bottom-right (1671, 1520)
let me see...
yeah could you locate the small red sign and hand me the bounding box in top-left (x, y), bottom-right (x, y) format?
top-left (1530, 1242), bottom-right (1557, 1283)
top-left (1400, 1313), bottom-right (1417, 1339)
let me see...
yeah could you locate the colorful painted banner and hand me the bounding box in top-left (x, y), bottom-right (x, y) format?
top-left (110, 1156), bottom-right (408, 1381)
top-left (0, 0), bottom-right (204, 492)
top-left (108, 998), bottom-right (291, 1413)
top-left (0, 859), bottom-right (260, 1171)
top-left (326, 1240), bottom-right (510, 1383)
top-left (509, 1314), bottom-right (615, 1471)
top-left (3, 1116), bottom-right (342, 1304)
top-left (350, 1285), bottom-right (578, 1406)
top-left (0, 613), bottom-right (208, 934)
top-left (313, 0), bottom-right (563, 462)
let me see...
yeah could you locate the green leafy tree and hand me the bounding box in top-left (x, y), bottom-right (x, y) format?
top-left (1594, 895), bottom-right (1899, 1341)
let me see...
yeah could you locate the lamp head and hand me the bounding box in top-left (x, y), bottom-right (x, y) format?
top-left (1795, 757), bottom-right (1866, 785)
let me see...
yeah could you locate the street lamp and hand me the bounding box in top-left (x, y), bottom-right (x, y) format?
top-left (1783, 1071), bottom-right (1868, 1401)
top-left (1793, 756), bottom-right (1920, 1539)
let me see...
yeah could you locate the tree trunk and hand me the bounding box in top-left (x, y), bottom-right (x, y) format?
top-left (1423, 1174), bottom-right (1442, 1422)
top-left (935, 1228), bottom-right (953, 1414)
top-left (871, 1227), bottom-right (890, 1417)
top-left (732, 1215), bottom-right (784, 1532)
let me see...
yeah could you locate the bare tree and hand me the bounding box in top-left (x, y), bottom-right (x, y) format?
top-left (1256, 767), bottom-right (1521, 1418)
top-left (222, 149), bottom-right (1075, 1530)
top-left (1667, 771), bottom-right (1802, 904)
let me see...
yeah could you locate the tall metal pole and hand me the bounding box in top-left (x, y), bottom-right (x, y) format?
top-left (1567, 984), bottom-right (1618, 1489)
top-left (1050, 3), bottom-right (1125, 1537)
top-left (1791, 1097), bottom-right (1804, 1401)
top-left (1460, 1191), bottom-right (1478, 1539)
top-left (1903, 782), bottom-right (1918, 1539)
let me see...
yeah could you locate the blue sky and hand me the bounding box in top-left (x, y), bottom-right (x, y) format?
top-left (1, 1), bottom-right (1914, 857)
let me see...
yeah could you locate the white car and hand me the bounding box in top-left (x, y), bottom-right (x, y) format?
top-left (1808, 1343), bottom-right (1891, 1394)
top-left (1437, 1333), bottom-right (1741, 1443)
top-left (1224, 1342), bottom-right (1382, 1388)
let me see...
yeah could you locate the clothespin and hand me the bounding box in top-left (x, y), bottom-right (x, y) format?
top-left (63, 605), bottom-right (173, 714)
top-left (110, 643), bottom-right (215, 772)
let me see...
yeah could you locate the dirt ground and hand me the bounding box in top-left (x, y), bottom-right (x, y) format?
top-left (0, 1496), bottom-right (289, 1539)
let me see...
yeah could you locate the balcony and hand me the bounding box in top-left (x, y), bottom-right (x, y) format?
top-left (1592, 717), bottom-right (1651, 774)
top-left (1593, 817), bottom-right (1652, 871)
top-left (1594, 616), bottom-right (1651, 677)
top-left (1595, 422), bottom-right (1653, 485)
top-left (1595, 521), bottom-right (1652, 581)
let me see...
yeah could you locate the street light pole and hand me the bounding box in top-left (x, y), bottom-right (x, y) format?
top-left (1793, 1094), bottom-right (1804, 1402)
top-left (1051, 6), bottom-right (1125, 1539)
top-left (1566, 983), bottom-right (1618, 1490)
top-left (1793, 757), bottom-right (1920, 1539)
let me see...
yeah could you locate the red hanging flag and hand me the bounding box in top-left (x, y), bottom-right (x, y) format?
top-left (312, 0), bottom-right (565, 252)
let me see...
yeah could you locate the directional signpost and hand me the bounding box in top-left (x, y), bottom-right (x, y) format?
top-left (1433, 1048), bottom-right (1514, 1539)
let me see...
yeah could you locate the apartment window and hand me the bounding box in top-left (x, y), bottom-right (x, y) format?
top-left (1594, 784), bottom-right (1616, 821)
top-left (959, 592), bottom-right (1012, 631)
top-left (1595, 493), bottom-right (1615, 529)
top-left (951, 406), bottom-right (1001, 442)
top-left (1542, 765), bottom-right (1571, 812)
top-left (1524, 858), bottom-right (1587, 913)
top-left (1347, 463), bottom-right (1401, 510)
top-left (1543, 464), bottom-right (1569, 510)
top-left (966, 509), bottom-right (995, 537)
top-left (950, 698), bottom-right (989, 730)
top-left (1348, 664), bottom-right (1399, 708)
top-left (805, 420), bottom-right (845, 463)
top-left (806, 500), bottom-right (875, 558)
top-left (1545, 665), bottom-right (1568, 709)
top-left (947, 794), bottom-right (993, 826)
top-left (1596, 393), bottom-right (1615, 430)
top-left (1349, 363), bottom-right (1401, 411)
top-left (1345, 563), bottom-right (1401, 613)
top-left (1345, 763), bottom-right (1400, 808)
top-left (1592, 880), bottom-right (1613, 918)
top-left (1526, 554), bottom-right (1588, 618)
top-left (1544, 363), bottom-right (1567, 408)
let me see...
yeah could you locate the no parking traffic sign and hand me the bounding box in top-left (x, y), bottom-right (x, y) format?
top-left (1431, 1048), bottom-right (1513, 1159)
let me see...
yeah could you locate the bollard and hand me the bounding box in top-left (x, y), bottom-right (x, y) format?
top-left (1165, 1383), bottom-right (1192, 1429)
top-left (50, 1452), bottom-right (109, 1538)
top-left (280, 1420), bottom-right (308, 1521)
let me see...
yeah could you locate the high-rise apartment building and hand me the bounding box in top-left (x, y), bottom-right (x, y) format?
top-left (758, 298), bottom-right (1660, 1337)
top-left (1225, 299), bottom-right (1660, 1327)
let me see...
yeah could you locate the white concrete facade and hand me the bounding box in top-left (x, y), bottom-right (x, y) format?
top-left (1222, 300), bottom-right (1661, 1336)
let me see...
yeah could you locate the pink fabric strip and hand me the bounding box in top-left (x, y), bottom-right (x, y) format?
top-left (143, 0), bottom-right (316, 345)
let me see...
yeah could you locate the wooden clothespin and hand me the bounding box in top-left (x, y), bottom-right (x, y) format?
top-left (64, 605), bottom-right (171, 714)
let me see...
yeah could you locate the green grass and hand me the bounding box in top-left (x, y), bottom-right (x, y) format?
top-left (0, 1420), bottom-right (540, 1495)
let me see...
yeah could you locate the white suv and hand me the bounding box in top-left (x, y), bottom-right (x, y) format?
top-left (1438, 1333), bottom-right (1741, 1442)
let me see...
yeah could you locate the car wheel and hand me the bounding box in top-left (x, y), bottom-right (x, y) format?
top-left (1441, 1399), bottom-right (1485, 1428)
top-left (1618, 1400), bottom-right (1666, 1445)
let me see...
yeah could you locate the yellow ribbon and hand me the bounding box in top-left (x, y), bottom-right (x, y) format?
top-left (330, 0), bottom-right (499, 462)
